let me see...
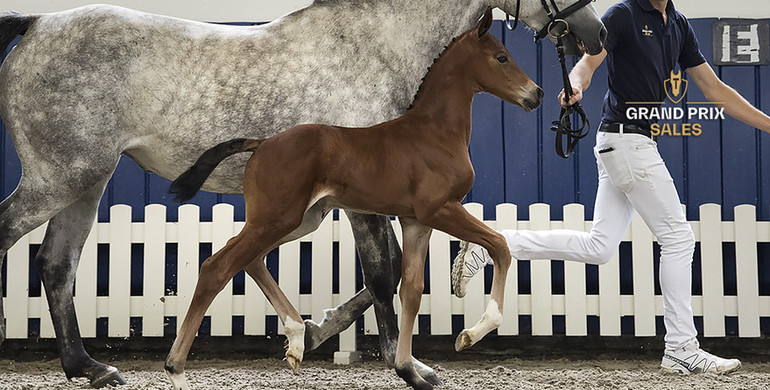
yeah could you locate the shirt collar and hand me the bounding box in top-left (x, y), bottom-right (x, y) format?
top-left (635, 0), bottom-right (676, 14)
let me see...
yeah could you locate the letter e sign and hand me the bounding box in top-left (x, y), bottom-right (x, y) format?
top-left (712, 19), bottom-right (769, 65)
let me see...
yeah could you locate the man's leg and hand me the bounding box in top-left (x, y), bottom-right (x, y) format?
top-left (453, 134), bottom-right (634, 297)
top-left (619, 139), bottom-right (740, 374)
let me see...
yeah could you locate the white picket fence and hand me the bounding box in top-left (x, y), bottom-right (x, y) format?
top-left (2, 202), bottom-right (768, 352)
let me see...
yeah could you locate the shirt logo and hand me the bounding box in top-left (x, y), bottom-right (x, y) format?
top-left (664, 70), bottom-right (688, 103)
top-left (642, 25), bottom-right (653, 37)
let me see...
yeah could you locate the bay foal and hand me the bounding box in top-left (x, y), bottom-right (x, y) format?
top-left (165, 10), bottom-right (542, 390)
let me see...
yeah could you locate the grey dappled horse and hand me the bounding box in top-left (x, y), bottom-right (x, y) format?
top-left (0, 0), bottom-right (605, 387)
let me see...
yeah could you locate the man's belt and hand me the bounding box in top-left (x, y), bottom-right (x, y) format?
top-left (599, 122), bottom-right (657, 141)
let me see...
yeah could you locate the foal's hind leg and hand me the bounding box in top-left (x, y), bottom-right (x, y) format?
top-left (165, 210), bottom-right (303, 390)
top-left (34, 176), bottom-right (127, 387)
top-left (245, 260), bottom-right (305, 372)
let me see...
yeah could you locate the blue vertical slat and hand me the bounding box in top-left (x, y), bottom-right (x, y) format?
top-left (469, 22), bottom-right (506, 220)
top-left (540, 42), bottom-right (577, 220)
top-left (760, 60), bottom-right (770, 221)
top-left (109, 157), bottom-right (148, 221)
top-left (685, 19), bottom-right (722, 220)
top-left (721, 65), bottom-right (759, 220)
top-left (503, 27), bottom-right (540, 220)
top-left (1, 37), bottom-right (23, 201)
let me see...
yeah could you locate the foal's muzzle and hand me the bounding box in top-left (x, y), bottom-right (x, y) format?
top-left (521, 85), bottom-right (544, 112)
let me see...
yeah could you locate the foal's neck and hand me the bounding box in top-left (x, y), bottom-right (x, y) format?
top-left (408, 44), bottom-right (478, 144)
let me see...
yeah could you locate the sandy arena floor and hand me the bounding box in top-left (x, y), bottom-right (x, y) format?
top-left (1, 357), bottom-right (769, 390)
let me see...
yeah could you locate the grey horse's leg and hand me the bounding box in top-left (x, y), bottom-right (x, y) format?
top-left (33, 177), bottom-right (126, 388)
top-left (0, 180), bottom-right (85, 347)
top-left (303, 212), bottom-right (442, 386)
top-left (303, 213), bottom-right (399, 354)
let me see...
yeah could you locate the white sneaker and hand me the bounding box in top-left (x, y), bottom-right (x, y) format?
top-left (661, 342), bottom-right (741, 375)
top-left (451, 241), bottom-right (493, 298)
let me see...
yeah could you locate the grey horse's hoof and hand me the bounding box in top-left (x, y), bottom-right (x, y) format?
top-left (88, 367), bottom-right (127, 388)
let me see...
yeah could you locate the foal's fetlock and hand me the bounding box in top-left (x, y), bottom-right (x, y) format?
top-left (283, 318), bottom-right (306, 374)
top-left (164, 361), bottom-right (190, 390)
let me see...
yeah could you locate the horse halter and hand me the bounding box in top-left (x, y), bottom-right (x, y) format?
top-left (506, 0), bottom-right (595, 158)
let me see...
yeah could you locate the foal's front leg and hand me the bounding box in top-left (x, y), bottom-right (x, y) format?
top-left (394, 217), bottom-right (434, 390)
top-left (419, 202), bottom-right (512, 351)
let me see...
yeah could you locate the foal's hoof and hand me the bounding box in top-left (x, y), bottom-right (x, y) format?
top-left (89, 366), bottom-right (127, 388)
top-left (454, 330), bottom-right (473, 352)
top-left (285, 353), bottom-right (302, 374)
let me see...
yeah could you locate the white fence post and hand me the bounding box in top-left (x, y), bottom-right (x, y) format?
top-left (75, 216), bottom-right (99, 338)
top-left (108, 205), bottom-right (132, 337)
top-left (631, 212), bottom-right (655, 336)
top-left (529, 203), bottom-right (552, 336)
top-left (462, 203), bottom-right (486, 330)
top-left (563, 204), bottom-right (587, 336)
top-left (6, 230), bottom-right (30, 338)
top-left (143, 204), bottom-right (167, 337)
top-left (496, 203), bottom-right (518, 336)
top-left (734, 205), bottom-right (760, 337)
top-left (335, 211), bottom-right (362, 364)
top-left (700, 204), bottom-right (726, 337)
top-left (210, 203), bottom-right (235, 336)
top-left (177, 204), bottom-right (200, 334)
top-left (311, 214), bottom-right (334, 325)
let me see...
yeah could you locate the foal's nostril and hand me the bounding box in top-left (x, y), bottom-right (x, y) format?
top-left (537, 87), bottom-right (545, 101)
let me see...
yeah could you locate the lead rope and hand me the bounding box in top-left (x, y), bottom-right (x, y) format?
top-left (551, 34), bottom-right (590, 158)
top-left (506, 0), bottom-right (595, 158)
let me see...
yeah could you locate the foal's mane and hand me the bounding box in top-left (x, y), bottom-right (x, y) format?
top-left (407, 31), bottom-right (466, 110)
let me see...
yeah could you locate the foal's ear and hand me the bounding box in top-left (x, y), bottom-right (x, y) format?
top-left (476, 7), bottom-right (493, 38)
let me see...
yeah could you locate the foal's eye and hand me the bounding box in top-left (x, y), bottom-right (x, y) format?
top-left (497, 56), bottom-right (508, 63)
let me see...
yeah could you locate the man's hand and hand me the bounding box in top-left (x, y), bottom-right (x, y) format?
top-left (558, 87), bottom-right (583, 108)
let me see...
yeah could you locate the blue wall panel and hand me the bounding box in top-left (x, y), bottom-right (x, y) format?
top-left (685, 19), bottom-right (723, 219)
top-left (469, 23), bottom-right (506, 220)
top-left (502, 27), bottom-right (541, 220)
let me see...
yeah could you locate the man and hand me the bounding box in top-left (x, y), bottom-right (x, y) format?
top-left (452, 0), bottom-right (770, 374)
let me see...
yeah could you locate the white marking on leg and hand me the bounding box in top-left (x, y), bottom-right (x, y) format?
top-left (458, 299), bottom-right (503, 350)
top-left (166, 372), bottom-right (191, 390)
top-left (283, 317), bottom-right (306, 373)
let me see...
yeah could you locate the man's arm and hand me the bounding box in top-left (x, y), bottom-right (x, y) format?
top-left (559, 49), bottom-right (608, 107)
top-left (686, 62), bottom-right (770, 134)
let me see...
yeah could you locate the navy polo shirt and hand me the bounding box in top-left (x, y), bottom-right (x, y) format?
top-left (600, 0), bottom-right (706, 128)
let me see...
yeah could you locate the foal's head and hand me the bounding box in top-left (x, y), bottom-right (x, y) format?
top-left (453, 9), bottom-right (543, 112)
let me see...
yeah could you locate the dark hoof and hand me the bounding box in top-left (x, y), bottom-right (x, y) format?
top-left (89, 368), bottom-right (127, 388)
top-left (422, 371), bottom-right (444, 387)
top-left (396, 366), bottom-right (434, 390)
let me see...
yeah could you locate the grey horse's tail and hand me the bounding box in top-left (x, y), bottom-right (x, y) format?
top-left (170, 138), bottom-right (263, 203)
top-left (0, 12), bottom-right (37, 53)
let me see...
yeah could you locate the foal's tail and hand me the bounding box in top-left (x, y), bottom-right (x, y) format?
top-left (0, 12), bottom-right (38, 53)
top-left (170, 138), bottom-right (263, 203)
